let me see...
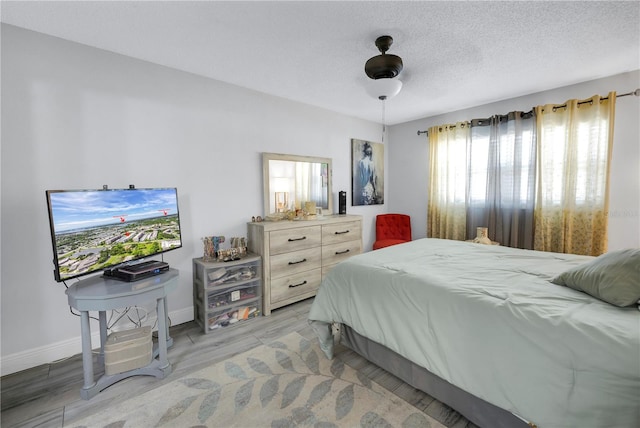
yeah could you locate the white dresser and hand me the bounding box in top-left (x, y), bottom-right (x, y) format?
top-left (247, 215), bottom-right (362, 315)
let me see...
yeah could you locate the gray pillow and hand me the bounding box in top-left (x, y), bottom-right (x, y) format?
top-left (551, 249), bottom-right (640, 307)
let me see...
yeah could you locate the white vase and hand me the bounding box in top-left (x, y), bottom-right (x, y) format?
top-left (474, 227), bottom-right (492, 245)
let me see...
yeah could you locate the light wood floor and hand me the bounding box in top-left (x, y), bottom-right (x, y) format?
top-left (1, 298), bottom-right (475, 428)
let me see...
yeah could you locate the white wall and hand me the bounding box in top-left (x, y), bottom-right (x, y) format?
top-left (0, 25), bottom-right (384, 375)
top-left (388, 70), bottom-right (640, 250)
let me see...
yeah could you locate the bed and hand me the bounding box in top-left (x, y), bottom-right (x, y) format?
top-left (308, 238), bottom-right (640, 428)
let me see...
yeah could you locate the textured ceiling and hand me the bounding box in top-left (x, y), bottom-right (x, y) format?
top-left (2, 1), bottom-right (639, 125)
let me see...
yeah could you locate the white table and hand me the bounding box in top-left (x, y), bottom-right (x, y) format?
top-left (66, 269), bottom-right (179, 399)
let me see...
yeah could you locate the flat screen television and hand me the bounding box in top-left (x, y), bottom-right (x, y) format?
top-left (45, 187), bottom-right (183, 282)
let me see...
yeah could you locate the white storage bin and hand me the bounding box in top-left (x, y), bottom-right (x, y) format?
top-left (104, 326), bottom-right (152, 375)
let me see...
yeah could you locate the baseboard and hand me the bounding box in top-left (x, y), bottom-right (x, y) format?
top-left (0, 306), bottom-right (194, 377)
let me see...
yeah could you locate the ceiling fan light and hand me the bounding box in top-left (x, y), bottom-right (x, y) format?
top-left (364, 54), bottom-right (403, 79)
top-left (366, 78), bottom-right (403, 100)
top-left (364, 35), bottom-right (404, 79)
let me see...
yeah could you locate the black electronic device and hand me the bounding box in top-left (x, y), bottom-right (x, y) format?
top-left (45, 187), bottom-right (183, 282)
top-left (338, 191), bottom-right (347, 214)
top-left (103, 260), bottom-right (170, 282)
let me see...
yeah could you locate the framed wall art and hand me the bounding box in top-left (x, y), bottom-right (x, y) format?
top-left (351, 138), bottom-right (384, 206)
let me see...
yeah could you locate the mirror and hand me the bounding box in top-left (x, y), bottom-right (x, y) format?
top-left (263, 153), bottom-right (332, 216)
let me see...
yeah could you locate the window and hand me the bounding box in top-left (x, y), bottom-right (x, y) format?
top-left (428, 93), bottom-right (615, 255)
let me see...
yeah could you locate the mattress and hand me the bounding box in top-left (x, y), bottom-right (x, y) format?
top-left (308, 238), bottom-right (640, 427)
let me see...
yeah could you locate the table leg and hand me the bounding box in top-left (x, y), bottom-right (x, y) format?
top-left (163, 295), bottom-right (172, 344)
top-left (98, 311), bottom-right (107, 367)
top-left (80, 311), bottom-right (96, 396)
top-left (156, 297), bottom-right (169, 370)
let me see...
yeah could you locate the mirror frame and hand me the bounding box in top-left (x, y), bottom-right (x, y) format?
top-left (263, 152), bottom-right (333, 217)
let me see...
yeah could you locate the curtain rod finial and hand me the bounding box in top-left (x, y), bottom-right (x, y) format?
top-left (634, 88), bottom-right (640, 97)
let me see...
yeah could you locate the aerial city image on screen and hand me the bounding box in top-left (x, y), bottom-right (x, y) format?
top-left (49, 189), bottom-right (182, 280)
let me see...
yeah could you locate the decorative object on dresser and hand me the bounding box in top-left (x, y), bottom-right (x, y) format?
top-left (202, 235), bottom-right (225, 261)
top-left (192, 254), bottom-right (262, 333)
top-left (247, 215), bottom-right (362, 315)
top-left (338, 190), bottom-right (347, 214)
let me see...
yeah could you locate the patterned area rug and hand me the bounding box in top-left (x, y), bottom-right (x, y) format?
top-left (71, 332), bottom-right (445, 427)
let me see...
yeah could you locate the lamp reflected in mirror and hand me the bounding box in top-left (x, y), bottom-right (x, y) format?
top-left (275, 192), bottom-right (289, 212)
top-left (273, 177), bottom-right (291, 213)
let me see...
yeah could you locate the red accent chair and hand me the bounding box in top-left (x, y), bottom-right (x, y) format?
top-left (373, 214), bottom-right (412, 250)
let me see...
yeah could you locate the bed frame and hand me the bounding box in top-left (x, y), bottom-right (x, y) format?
top-left (340, 325), bottom-right (533, 428)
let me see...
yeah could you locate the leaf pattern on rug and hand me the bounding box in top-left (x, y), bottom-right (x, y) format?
top-left (234, 379), bottom-right (256, 414)
top-left (361, 410), bottom-right (393, 428)
top-left (291, 406), bottom-right (318, 425)
top-left (197, 387), bottom-right (221, 423)
top-left (306, 378), bottom-right (334, 408)
top-left (156, 394), bottom-right (199, 426)
top-left (313, 422), bottom-right (339, 428)
top-left (71, 332), bottom-right (445, 428)
top-left (268, 340), bottom-right (287, 350)
top-left (276, 350), bottom-right (295, 372)
top-left (179, 378), bottom-right (219, 390)
top-left (281, 375), bottom-right (307, 408)
top-left (304, 348), bottom-right (320, 374)
top-left (248, 356), bottom-right (273, 375)
top-left (335, 384), bottom-right (354, 420)
top-left (356, 370), bottom-right (372, 388)
top-left (402, 412), bottom-right (433, 428)
top-left (329, 357), bottom-right (344, 379)
top-left (260, 374), bottom-right (280, 407)
top-left (271, 406), bottom-right (325, 428)
top-left (299, 336), bottom-right (311, 354)
top-left (225, 360), bottom-right (248, 379)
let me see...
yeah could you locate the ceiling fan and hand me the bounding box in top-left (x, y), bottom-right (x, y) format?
top-left (364, 35), bottom-right (403, 100)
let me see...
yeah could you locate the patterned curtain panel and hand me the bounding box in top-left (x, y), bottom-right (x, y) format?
top-left (467, 112), bottom-right (537, 249)
top-left (534, 93), bottom-right (616, 256)
top-left (427, 123), bottom-right (469, 240)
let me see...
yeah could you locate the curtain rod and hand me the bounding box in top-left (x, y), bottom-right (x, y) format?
top-left (416, 88), bottom-right (640, 136)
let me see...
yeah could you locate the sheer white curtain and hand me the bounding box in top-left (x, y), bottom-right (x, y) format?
top-left (294, 162), bottom-right (323, 208)
top-left (534, 93), bottom-right (616, 255)
top-left (427, 123), bottom-right (470, 240)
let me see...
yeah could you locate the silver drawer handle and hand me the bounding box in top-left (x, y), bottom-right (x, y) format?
top-left (334, 230), bottom-right (350, 235)
top-left (288, 236), bottom-right (307, 242)
top-left (288, 258), bottom-right (307, 265)
top-left (335, 249), bottom-right (350, 255)
top-left (289, 280), bottom-right (307, 288)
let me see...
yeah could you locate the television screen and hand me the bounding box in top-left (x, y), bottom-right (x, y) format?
top-left (45, 187), bottom-right (183, 282)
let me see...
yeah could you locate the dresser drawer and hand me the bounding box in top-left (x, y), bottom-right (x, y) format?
top-left (322, 240), bottom-right (362, 267)
top-left (322, 221), bottom-right (362, 245)
top-left (269, 226), bottom-right (321, 255)
top-left (270, 247), bottom-right (321, 278)
top-left (270, 268), bottom-right (322, 303)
